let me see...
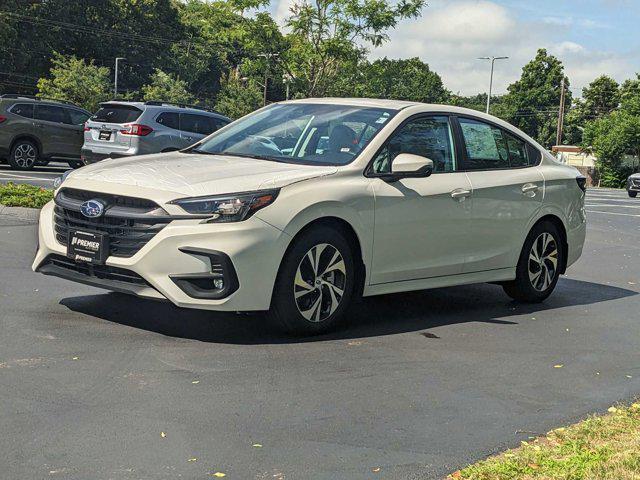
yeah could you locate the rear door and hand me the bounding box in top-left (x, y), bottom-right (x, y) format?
top-left (179, 113), bottom-right (218, 146)
top-left (84, 103), bottom-right (142, 154)
top-left (455, 116), bottom-right (544, 273)
top-left (33, 105), bottom-right (74, 157)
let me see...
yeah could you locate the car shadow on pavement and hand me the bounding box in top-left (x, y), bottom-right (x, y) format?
top-left (60, 277), bottom-right (637, 345)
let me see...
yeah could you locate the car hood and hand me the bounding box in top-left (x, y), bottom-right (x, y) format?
top-left (68, 152), bottom-right (338, 198)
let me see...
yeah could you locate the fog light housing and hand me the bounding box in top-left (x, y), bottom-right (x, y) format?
top-left (170, 247), bottom-right (239, 300)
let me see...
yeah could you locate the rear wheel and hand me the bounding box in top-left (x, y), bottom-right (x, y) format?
top-left (9, 140), bottom-right (38, 170)
top-left (269, 226), bottom-right (355, 335)
top-left (503, 221), bottom-right (563, 303)
top-left (629, 191), bottom-right (637, 198)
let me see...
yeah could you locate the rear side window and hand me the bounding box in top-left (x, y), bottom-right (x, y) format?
top-left (180, 114), bottom-right (218, 135)
top-left (459, 118), bottom-right (509, 170)
top-left (35, 105), bottom-right (68, 124)
top-left (66, 109), bottom-right (90, 126)
top-left (156, 112), bottom-right (180, 130)
top-left (9, 103), bottom-right (34, 118)
top-left (91, 104), bottom-right (142, 123)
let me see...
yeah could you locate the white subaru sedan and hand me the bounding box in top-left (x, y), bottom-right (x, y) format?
top-left (34, 99), bottom-right (586, 335)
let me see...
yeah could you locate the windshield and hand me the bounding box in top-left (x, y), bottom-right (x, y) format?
top-left (192, 103), bottom-right (397, 166)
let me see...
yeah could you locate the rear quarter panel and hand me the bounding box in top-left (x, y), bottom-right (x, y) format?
top-left (535, 157), bottom-right (586, 268)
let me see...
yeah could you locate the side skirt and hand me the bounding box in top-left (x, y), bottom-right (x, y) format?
top-left (363, 268), bottom-right (516, 297)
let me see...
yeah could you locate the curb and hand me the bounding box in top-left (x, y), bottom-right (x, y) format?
top-left (0, 204), bottom-right (41, 222)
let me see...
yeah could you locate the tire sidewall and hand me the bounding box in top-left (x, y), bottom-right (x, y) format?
top-left (271, 226), bottom-right (355, 335)
top-left (10, 140), bottom-right (38, 170)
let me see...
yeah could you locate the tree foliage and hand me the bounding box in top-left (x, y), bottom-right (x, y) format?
top-left (141, 69), bottom-right (194, 104)
top-left (214, 73), bottom-right (263, 119)
top-left (331, 57), bottom-right (450, 103)
top-left (36, 53), bottom-right (111, 111)
top-left (283, 0), bottom-right (426, 97)
top-left (501, 49), bottom-right (571, 147)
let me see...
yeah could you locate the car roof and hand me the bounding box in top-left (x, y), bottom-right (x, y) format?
top-left (0, 94), bottom-right (88, 111)
top-left (100, 100), bottom-right (228, 118)
top-left (283, 97), bottom-right (544, 150)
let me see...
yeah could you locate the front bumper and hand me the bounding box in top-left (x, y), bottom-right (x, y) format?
top-left (33, 201), bottom-right (291, 311)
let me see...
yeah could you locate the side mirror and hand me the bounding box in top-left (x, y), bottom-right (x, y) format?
top-left (389, 153), bottom-right (434, 179)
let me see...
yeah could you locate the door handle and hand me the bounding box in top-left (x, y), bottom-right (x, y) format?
top-left (451, 188), bottom-right (472, 201)
top-left (522, 183), bottom-right (539, 195)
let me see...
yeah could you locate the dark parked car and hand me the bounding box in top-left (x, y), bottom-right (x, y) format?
top-left (0, 94), bottom-right (91, 170)
top-left (627, 173), bottom-right (640, 198)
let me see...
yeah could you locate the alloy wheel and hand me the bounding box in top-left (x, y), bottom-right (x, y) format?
top-left (14, 143), bottom-right (36, 168)
top-left (294, 243), bottom-right (347, 322)
top-left (528, 232), bottom-right (558, 292)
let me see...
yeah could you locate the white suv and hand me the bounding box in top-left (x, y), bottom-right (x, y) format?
top-left (34, 99), bottom-right (587, 335)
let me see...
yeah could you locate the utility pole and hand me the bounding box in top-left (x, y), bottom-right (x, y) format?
top-left (257, 53), bottom-right (279, 106)
top-left (478, 56), bottom-right (509, 114)
top-left (556, 77), bottom-right (566, 146)
top-left (114, 57), bottom-right (126, 98)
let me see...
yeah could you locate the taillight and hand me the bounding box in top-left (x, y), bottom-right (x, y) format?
top-left (120, 124), bottom-right (153, 136)
top-left (83, 124), bottom-right (90, 131)
top-left (576, 175), bottom-right (587, 193)
top-left (0, 115), bottom-right (7, 124)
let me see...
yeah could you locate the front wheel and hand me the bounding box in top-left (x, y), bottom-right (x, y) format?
top-left (269, 226), bottom-right (355, 335)
top-left (503, 221), bottom-right (564, 303)
top-left (629, 191), bottom-right (637, 198)
top-left (68, 160), bottom-right (84, 169)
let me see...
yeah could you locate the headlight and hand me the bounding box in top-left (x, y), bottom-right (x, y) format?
top-left (171, 189), bottom-right (279, 222)
top-left (53, 170), bottom-right (72, 190)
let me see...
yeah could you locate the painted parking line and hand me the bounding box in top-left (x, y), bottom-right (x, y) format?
top-left (585, 204), bottom-right (640, 209)
top-left (0, 174), bottom-right (55, 182)
top-left (586, 210), bottom-right (640, 218)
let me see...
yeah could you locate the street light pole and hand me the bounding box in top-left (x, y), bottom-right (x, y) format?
top-left (478, 56), bottom-right (508, 114)
top-left (257, 53), bottom-right (279, 106)
top-left (114, 57), bottom-right (126, 98)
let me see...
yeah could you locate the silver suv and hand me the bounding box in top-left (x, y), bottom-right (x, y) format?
top-left (82, 101), bottom-right (231, 164)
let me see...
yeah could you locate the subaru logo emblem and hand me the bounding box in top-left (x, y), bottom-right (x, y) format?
top-left (80, 199), bottom-right (105, 218)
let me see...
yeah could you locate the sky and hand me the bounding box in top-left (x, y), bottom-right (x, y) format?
top-left (271, 0), bottom-right (640, 97)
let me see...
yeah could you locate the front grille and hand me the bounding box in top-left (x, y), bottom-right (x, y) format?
top-left (54, 188), bottom-right (172, 258)
top-left (45, 254), bottom-right (148, 286)
top-left (633, 179), bottom-right (640, 187)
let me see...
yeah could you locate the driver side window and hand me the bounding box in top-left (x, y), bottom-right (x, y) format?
top-left (372, 116), bottom-right (456, 174)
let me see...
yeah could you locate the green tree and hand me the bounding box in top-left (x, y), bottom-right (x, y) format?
top-left (502, 49), bottom-right (571, 147)
top-left (36, 53), bottom-right (111, 111)
top-left (583, 110), bottom-right (640, 187)
top-left (332, 57), bottom-right (449, 103)
top-left (141, 69), bottom-right (194, 104)
top-left (214, 73), bottom-right (262, 119)
top-left (565, 75), bottom-right (621, 144)
top-left (620, 74), bottom-right (640, 116)
top-left (283, 0), bottom-right (426, 97)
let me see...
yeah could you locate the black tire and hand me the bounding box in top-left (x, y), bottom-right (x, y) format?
top-left (629, 191), bottom-right (638, 198)
top-left (68, 160), bottom-right (84, 169)
top-left (268, 226), bottom-right (355, 335)
top-left (502, 221), bottom-right (564, 303)
top-left (9, 140), bottom-right (39, 170)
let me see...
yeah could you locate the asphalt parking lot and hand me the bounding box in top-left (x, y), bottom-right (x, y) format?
top-left (1, 188), bottom-right (639, 479)
top-left (0, 162), bottom-right (70, 188)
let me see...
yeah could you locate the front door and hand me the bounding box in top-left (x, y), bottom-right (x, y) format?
top-left (370, 115), bottom-right (474, 285)
top-left (455, 116), bottom-right (544, 273)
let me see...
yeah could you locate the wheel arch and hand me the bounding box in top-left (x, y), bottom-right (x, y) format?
top-left (279, 216), bottom-right (367, 298)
